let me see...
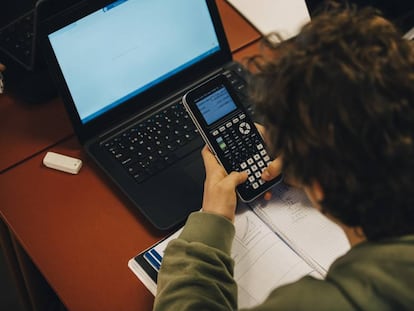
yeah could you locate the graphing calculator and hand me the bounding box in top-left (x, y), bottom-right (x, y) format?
top-left (183, 74), bottom-right (282, 202)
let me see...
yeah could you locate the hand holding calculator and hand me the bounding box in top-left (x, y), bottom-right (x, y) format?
top-left (183, 74), bottom-right (282, 202)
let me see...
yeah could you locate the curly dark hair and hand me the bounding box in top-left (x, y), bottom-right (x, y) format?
top-left (248, 5), bottom-right (414, 240)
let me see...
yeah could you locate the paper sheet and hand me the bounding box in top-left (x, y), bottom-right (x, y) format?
top-left (233, 206), bottom-right (316, 308)
top-left (226, 0), bottom-right (311, 38)
top-left (251, 184), bottom-right (351, 274)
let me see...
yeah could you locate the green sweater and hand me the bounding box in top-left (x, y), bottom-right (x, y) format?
top-left (153, 212), bottom-right (414, 311)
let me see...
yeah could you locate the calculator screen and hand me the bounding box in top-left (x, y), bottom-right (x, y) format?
top-left (195, 86), bottom-right (237, 125)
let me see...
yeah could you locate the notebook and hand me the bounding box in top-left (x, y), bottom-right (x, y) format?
top-left (40, 0), bottom-right (252, 230)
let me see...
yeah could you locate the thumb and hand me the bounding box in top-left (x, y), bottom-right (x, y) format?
top-left (224, 171), bottom-right (248, 189)
top-left (262, 157), bottom-right (282, 181)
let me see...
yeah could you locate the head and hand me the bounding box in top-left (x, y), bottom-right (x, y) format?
top-left (248, 4), bottom-right (414, 241)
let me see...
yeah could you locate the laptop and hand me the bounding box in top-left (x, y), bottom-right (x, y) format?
top-left (0, 0), bottom-right (82, 102)
top-left (0, 0), bottom-right (80, 71)
top-left (40, 0), bottom-right (252, 230)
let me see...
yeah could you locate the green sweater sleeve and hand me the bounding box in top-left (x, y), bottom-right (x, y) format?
top-left (153, 212), bottom-right (354, 311)
top-left (153, 212), bottom-right (238, 311)
top-left (153, 211), bottom-right (414, 310)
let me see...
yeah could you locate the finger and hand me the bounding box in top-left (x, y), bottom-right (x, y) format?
top-left (201, 145), bottom-right (214, 162)
top-left (263, 191), bottom-right (272, 201)
top-left (201, 145), bottom-right (225, 177)
top-left (223, 171), bottom-right (248, 189)
top-left (262, 157), bottom-right (282, 181)
top-left (255, 123), bottom-right (265, 136)
top-left (201, 145), bottom-right (218, 170)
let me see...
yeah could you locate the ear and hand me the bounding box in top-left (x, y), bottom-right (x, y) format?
top-left (303, 180), bottom-right (325, 212)
top-left (311, 180), bottom-right (324, 202)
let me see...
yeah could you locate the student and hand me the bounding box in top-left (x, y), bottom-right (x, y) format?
top-left (153, 5), bottom-right (414, 311)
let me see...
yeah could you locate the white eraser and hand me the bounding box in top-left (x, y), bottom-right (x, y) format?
top-left (43, 152), bottom-right (82, 174)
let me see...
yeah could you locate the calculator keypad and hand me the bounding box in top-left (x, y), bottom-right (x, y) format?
top-left (211, 112), bottom-right (272, 190)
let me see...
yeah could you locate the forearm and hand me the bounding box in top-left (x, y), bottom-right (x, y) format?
top-left (153, 212), bottom-right (238, 311)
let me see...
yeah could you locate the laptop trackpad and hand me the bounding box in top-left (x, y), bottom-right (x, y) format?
top-left (137, 153), bottom-right (205, 230)
top-left (183, 157), bottom-right (205, 184)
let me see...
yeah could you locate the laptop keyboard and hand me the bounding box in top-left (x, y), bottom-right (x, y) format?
top-left (0, 10), bottom-right (35, 69)
top-left (103, 66), bottom-right (251, 183)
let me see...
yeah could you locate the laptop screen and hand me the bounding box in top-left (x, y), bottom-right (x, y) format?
top-left (47, 0), bottom-right (220, 124)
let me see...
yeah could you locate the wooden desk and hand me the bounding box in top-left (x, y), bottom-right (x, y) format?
top-left (0, 95), bottom-right (73, 173)
top-left (0, 2), bottom-right (261, 310)
top-left (216, 0), bottom-right (260, 52)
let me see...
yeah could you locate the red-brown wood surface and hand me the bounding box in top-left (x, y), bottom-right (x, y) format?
top-left (0, 95), bottom-right (73, 173)
top-left (1, 137), bottom-right (167, 311)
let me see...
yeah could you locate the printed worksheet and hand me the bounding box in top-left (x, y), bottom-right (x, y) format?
top-left (251, 184), bottom-right (350, 274)
top-left (233, 205), bottom-right (316, 308)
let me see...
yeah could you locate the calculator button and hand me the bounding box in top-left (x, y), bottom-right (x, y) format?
top-left (239, 122), bottom-right (251, 135)
top-left (211, 110), bottom-right (273, 194)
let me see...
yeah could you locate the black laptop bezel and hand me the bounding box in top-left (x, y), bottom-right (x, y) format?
top-left (40, 0), bottom-right (232, 145)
